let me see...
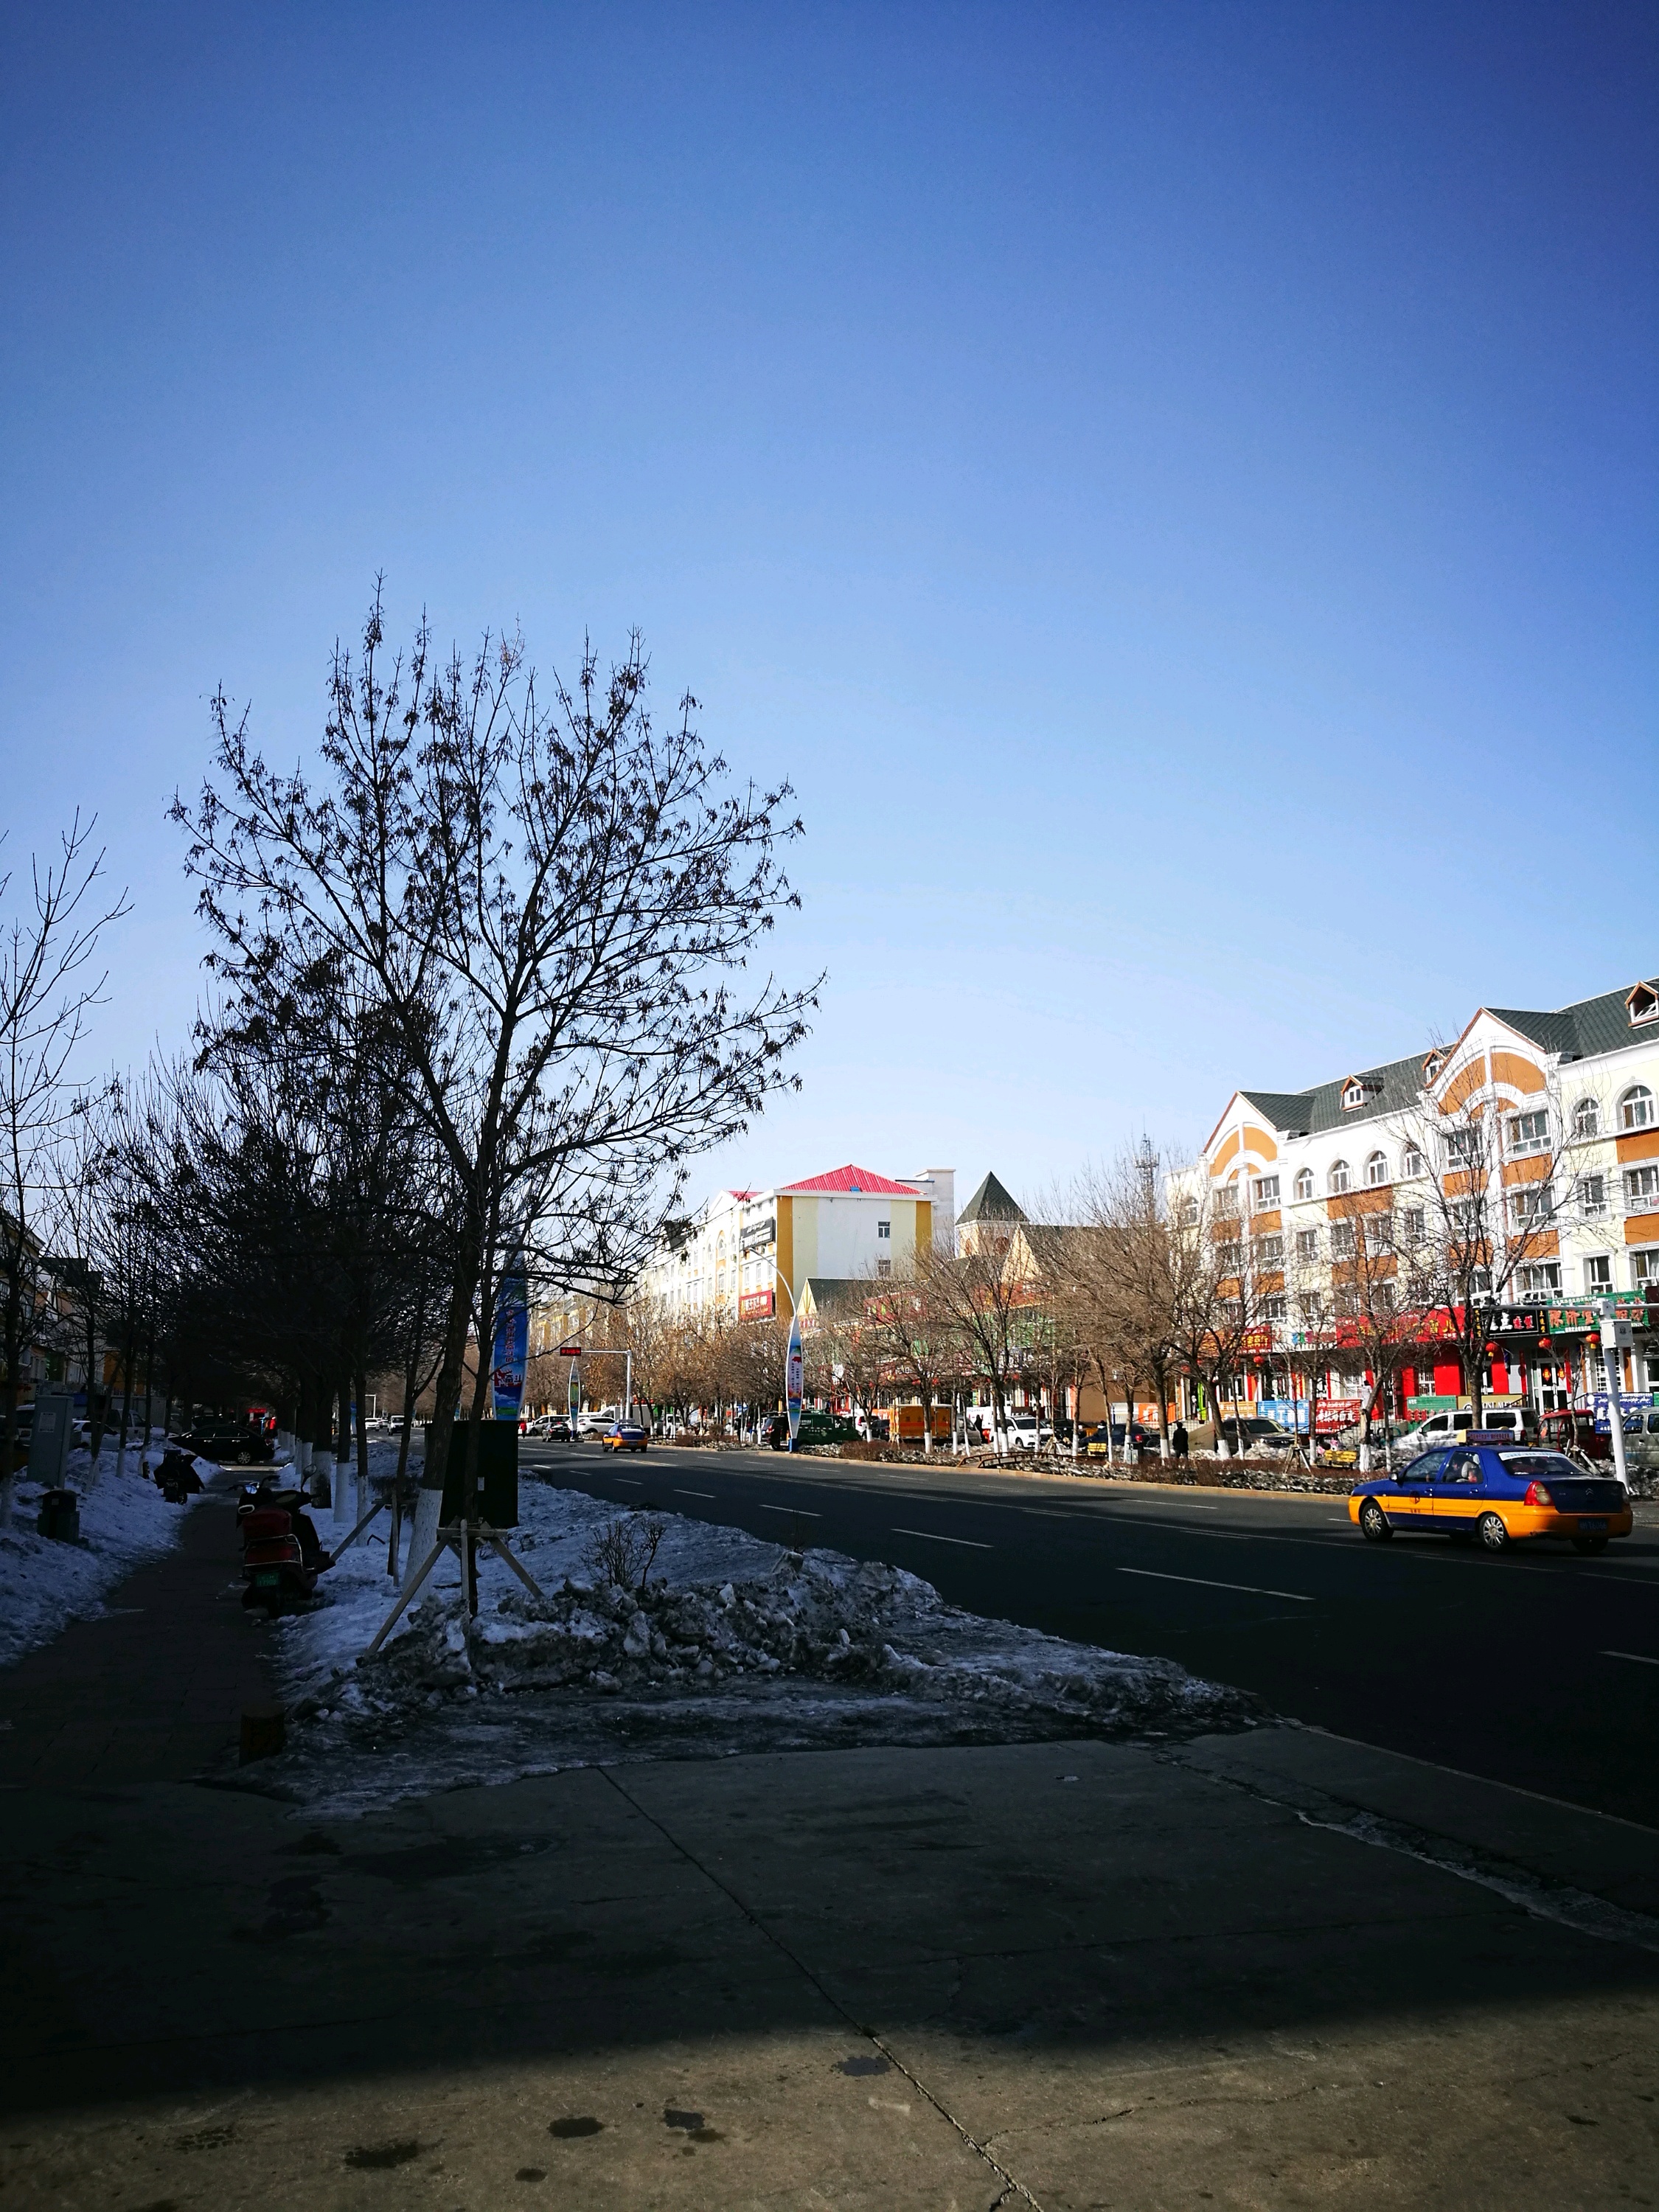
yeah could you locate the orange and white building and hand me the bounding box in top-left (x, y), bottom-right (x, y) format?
top-left (1192, 976), bottom-right (1659, 1414)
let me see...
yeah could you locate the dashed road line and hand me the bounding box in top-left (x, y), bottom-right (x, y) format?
top-left (1604, 1649), bottom-right (1659, 1667)
top-left (892, 1527), bottom-right (992, 1550)
top-left (759, 1503), bottom-right (821, 1517)
top-left (675, 1489), bottom-right (716, 1500)
top-left (1119, 1566), bottom-right (1313, 1602)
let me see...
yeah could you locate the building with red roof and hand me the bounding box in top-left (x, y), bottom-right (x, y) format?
top-left (641, 1164), bottom-right (956, 1321)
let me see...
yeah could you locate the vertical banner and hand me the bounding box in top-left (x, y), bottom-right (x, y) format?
top-left (567, 1356), bottom-right (581, 1426)
top-left (491, 1250), bottom-right (529, 1422)
top-left (785, 1312), bottom-right (804, 1449)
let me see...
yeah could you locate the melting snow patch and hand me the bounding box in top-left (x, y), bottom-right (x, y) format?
top-left (0, 1446), bottom-right (212, 1669)
top-left (260, 1472), bottom-right (1259, 1814)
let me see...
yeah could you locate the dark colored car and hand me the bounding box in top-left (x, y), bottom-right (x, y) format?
top-left (1349, 1441), bottom-right (1632, 1552)
top-left (769, 1411), bottom-right (858, 1449)
top-left (178, 1422), bottom-right (276, 1467)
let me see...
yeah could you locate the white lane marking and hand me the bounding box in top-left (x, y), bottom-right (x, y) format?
top-left (1604, 1649), bottom-right (1659, 1667)
top-left (613, 1477), bottom-right (642, 1486)
top-left (759, 1503), bottom-right (821, 1517)
top-left (892, 1526), bottom-right (992, 1550)
top-left (1119, 1567), bottom-right (1313, 1603)
top-left (675, 1489), bottom-right (716, 1500)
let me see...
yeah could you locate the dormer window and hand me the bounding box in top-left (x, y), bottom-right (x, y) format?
top-left (1627, 981), bottom-right (1659, 1027)
top-left (1422, 1051), bottom-right (1444, 1085)
top-left (1340, 1074), bottom-right (1382, 1111)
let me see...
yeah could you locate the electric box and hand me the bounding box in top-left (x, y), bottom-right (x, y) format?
top-left (27, 1392), bottom-right (74, 1489)
top-left (431, 1419), bottom-right (519, 1527)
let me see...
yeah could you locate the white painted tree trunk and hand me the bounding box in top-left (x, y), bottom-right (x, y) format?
top-left (406, 1484), bottom-right (443, 1587)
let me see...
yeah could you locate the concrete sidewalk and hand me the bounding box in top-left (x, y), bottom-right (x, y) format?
top-left (1, 1728), bottom-right (1655, 2209)
top-left (1, 1487), bottom-right (1657, 2208)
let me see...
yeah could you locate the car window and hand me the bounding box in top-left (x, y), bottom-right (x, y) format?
top-left (1438, 1451), bottom-right (1481, 1485)
top-left (1495, 1453), bottom-right (1578, 1481)
top-left (1408, 1450), bottom-right (1448, 1481)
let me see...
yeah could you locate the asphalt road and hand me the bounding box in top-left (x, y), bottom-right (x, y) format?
top-left (521, 1439), bottom-right (1659, 1828)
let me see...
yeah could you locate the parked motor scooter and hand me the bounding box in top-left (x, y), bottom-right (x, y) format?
top-left (239, 1484), bottom-right (331, 1615)
top-left (156, 1447), bottom-right (204, 1503)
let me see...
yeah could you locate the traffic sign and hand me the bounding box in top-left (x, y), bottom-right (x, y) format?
top-left (558, 1342), bottom-right (582, 1357)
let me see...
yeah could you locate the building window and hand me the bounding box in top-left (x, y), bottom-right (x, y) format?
top-left (1295, 1228), bottom-right (1319, 1263)
top-left (1331, 1221), bottom-right (1355, 1259)
top-left (1254, 1234), bottom-right (1284, 1267)
top-left (1506, 1109), bottom-right (1550, 1158)
top-left (1516, 1262), bottom-right (1562, 1299)
top-left (1624, 1164), bottom-right (1659, 1208)
top-left (1576, 1172), bottom-right (1607, 1217)
top-left (1401, 1144), bottom-right (1429, 1179)
top-left (1262, 1294), bottom-right (1287, 1321)
top-left (1632, 1248), bottom-right (1659, 1286)
top-left (1628, 981), bottom-right (1659, 1026)
top-left (1253, 1174), bottom-right (1280, 1207)
top-left (1364, 1215), bottom-right (1393, 1254)
top-left (1510, 1184), bottom-right (1554, 1228)
top-left (1621, 1085), bottom-right (1655, 1132)
top-left (1216, 1241), bottom-right (1242, 1275)
top-left (1584, 1253), bottom-right (1613, 1290)
top-left (1364, 1151), bottom-right (1389, 1188)
top-left (877, 1257), bottom-right (891, 1278)
top-left (1328, 1161), bottom-right (1351, 1194)
top-left (877, 1220), bottom-right (890, 1239)
top-left (1444, 1128), bottom-right (1479, 1167)
top-left (1294, 1168), bottom-right (1314, 1202)
top-left (1401, 1206), bottom-right (1426, 1245)
top-left (1213, 1184), bottom-right (1239, 1220)
top-left (1572, 1097), bottom-right (1600, 1140)
top-left (1178, 1196), bottom-right (1199, 1227)
top-left (1422, 1051), bottom-right (1444, 1083)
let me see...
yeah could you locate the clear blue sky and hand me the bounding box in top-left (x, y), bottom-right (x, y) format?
top-left (3, 2), bottom-right (1654, 1215)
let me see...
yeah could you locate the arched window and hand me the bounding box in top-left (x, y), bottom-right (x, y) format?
top-left (1573, 1097), bottom-right (1600, 1140)
top-left (1364, 1151), bottom-right (1389, 1188)
top-left (1621, 1085), bottom-right (1655, 1132)
top-left (1402, 1144), bottom-right (1429, 1179)
top-left (1328, 1160), bottom-right (1351, 1195)
top-left (1294, 1168), bottom-right (1314, 1202)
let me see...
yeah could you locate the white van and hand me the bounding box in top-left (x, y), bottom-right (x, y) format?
top-left (1397, 1406), bottom-right (1538, 1458)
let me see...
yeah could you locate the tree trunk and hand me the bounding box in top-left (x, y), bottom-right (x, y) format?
top-left (333, 1373), bottom-right (352, 1528)
top-left (114, 1326), bottom-right (136, 1481)
top-left (406, 1239), bottom-right (481, 1587)
top-left (355, 1362), bottom-right (370, 1531)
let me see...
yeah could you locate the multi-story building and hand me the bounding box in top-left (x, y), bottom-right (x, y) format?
top-left (1196, 975), bottom-right (1659, 1417)
top-left (640, 1164), bottom-right (956, 1323)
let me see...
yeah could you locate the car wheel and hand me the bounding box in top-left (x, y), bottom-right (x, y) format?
top-left (237, 1447), bottom-right (252, 1465)
top-left (1476, 1511), bottom-right (1509, 1553)
top-left (1572, 1532), bottom-right (1609, 1554)
top-left (1358, 1499), bottom-right (1392, 1542)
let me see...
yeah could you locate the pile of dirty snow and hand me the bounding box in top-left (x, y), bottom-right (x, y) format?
top-left (254, 1474), bottom-right (1258, 1814)
top-left (0, 1446), bottom-right (213, 1669)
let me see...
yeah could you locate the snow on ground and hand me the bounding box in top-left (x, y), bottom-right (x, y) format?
top-left (0, 1444), bottom-right (212, 1669)
top-left (257, 1455), bottom-right (1259, 1815)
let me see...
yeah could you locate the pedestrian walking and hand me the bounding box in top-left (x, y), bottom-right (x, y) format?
top-left (1172, 1421), bottom-right (1189, 1466)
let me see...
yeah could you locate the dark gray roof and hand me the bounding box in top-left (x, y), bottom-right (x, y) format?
top-left (1236, 978), bottom-right (1659, 1140)
top-left (798, 1276), bottom-right (870, 1320)
top-left (958, 1171), bottom-right (1025, 1224)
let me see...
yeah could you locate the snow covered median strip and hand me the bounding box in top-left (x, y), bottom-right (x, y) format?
top-left (0, 1448), bottom-right (211, 1669)
top-left (257, 1469), bottom-right (1259, 1814)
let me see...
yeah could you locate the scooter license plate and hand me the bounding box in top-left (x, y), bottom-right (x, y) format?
top-left (254, 1571), bottom-right (281, 1587)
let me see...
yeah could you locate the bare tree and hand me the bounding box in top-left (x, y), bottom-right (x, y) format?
top-left (0, 818), bottom-right (128, 1523)
top-left (175, 591), bottom-right (817, 1575)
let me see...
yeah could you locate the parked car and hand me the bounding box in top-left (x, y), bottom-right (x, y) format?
top-left (1218, 1417), bottom-right (1298, 1456)
top-left (577, 1408), bottom-right (615, 1438)
top-left (600, 1421), bottom-right (649, 1453)
top-left (176, 1421), bottom-right (276, 1466)
top-left (1396, 1406), bottom-right (1538, 1459)
top-left (1349, 1442), bottom-right (1632, 1551)
top-left (773, 1411), bottom-right (858, 1449)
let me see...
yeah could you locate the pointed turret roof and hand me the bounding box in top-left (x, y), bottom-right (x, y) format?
top-left (957, 1171), bottom-right (1025, 1225)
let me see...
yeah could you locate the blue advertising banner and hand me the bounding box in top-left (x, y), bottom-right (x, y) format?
top-left (1586, 1391), bottom-right (1652, 1433)
top-left (491, 1251), bottom-right (529, 1421)
top-left (785, 1313), bottom-right (804, 1449)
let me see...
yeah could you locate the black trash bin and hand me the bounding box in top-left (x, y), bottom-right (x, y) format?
top-left (38, 1488), bottom-right (80, 1542)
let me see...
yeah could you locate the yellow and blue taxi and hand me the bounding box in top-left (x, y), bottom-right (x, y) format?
top-left (1349, 1437), bottom-right (1632, 1554)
